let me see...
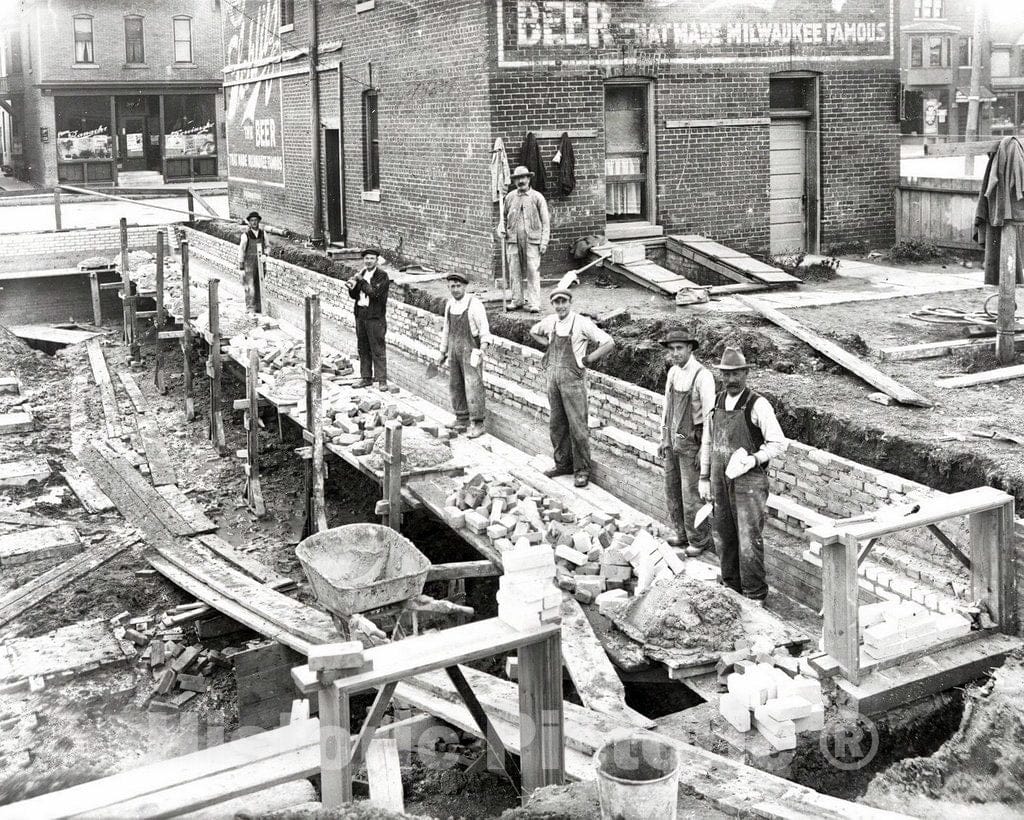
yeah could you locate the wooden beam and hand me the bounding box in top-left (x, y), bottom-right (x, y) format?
top-left (350, 681), bottom-right (398, 769)
top-left (383, 420), bottom-right (403, 532)
top-left (425, 560), bottom-right (501, 582)
top-left (736, 296), bottom-right (933, 407)
top-left (318, 686), bottom-right (353, 807)
top-left (874, 334), bottom-right (1024, 362)
top-left (89, 270), bottom-right (103, 326)
top-left (840, 486), bottom-right (1013, 541)
top-left (180, 239), bottom-right (196, 421)
top-left (936, 363), bottom-right (1024, 388)
top-left (365, 738), bottom-right (404, 813)
top-left (207, 278), bottom-right (226, 454)
top-left (245, 348), bottom-right (266, 517)
top-left (155, 230), bottom-right (168, 395)
top-left (517, 632), bottom-right (564, 799)
top-left (997, 222), bottom-right (1019, 365)
top-left (820, 537), bottom-right (859, 684)
top-left (922, 138), bottom-right (1001, 157)
top-left (61, 463), bottom-right (115, 513)
top-left (971, 499), bottom-right (1017, 633)
top-left (302, 293), bottom-right (327, 537)
top-left (116, 370), bottom-right (148, 414)
top-left (85, 337), bottom-right (124, 439)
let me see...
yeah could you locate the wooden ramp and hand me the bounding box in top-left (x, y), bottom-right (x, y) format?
top-left (667, 234), bottom-right (801, 288)
top-left (599, 253), bottom-right (704, 297)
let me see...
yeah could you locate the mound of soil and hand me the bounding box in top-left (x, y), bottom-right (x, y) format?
top-left (863, 656), bottom-right (1024, 817)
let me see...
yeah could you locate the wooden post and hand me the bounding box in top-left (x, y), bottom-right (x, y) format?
top-left (997, 222), bottom-right (1018, 366)
top-left (89, 270), bottom-right (102, 326)
top-left (207, 278), bottom-right (226, 454)
top-left (318, 686), bottom-right (353, 808)
top-left (154, 230), bottom-right (167, 393)
top-left (517, 631), bottom-right (565, 799)
top-left (244, 348), bottom-right (266, 517)
top-left (820, 536), bottom-right (860, 685)
top-left (186, 189), bottom-right (195, 224)
top-left (180, 239), bottom-right (195, 421)
top-left (382, 420), bottom-right (403, 532)
top-left (970, 499), bottom-right (1017, 633)
top-left (302, 292), bottom-right (327, 538)
top-left (53, 188), bottom-right (62, 231)
top-left (119, 217), bottom-right (132, 348)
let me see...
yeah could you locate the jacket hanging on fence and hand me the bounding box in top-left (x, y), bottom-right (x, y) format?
top-left (974, 137), bottom-right (1024, 285)
top-left (516, 131), bottom-right (547, 193)
top-left (552, 131), bottom-right (576, 196)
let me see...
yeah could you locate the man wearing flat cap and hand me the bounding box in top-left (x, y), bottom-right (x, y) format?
top-left (237, 211), bottom-right (265, 313)
top-left (659, 328), bottom-right (715, 557)
top-left (699, 347), bottom-right (786, 603)
top-left (345, 248), bottom-right (390, 389)
top-left (437, 272), bottom-right (490, 438)
top-left (498, 165), bottom-right (550, 313)
top-left (530, 288), bottom-right (614, 487)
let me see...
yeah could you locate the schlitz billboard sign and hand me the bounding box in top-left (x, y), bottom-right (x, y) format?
top-left (497, 0), bottom-right (895, 67)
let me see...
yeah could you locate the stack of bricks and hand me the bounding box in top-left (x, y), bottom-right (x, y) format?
top-left (859, 601), bottom-right (972, 662)
top-left (718, 638), bottom-right (825, 751)
top-left (497, 544), bottom-right (561, 631)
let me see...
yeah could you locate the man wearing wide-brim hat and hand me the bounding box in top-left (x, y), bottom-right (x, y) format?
top-left (698, 346), bottom-right (786, 603)
top-left (437, 271), bottom-right (490, 438)
top-left (497, 165), bottom-right (550, 313)
top-left (529, 288), bottom-right (614, 487)
top-left (658, 327), bottom-right (716, 557)
top-left (237, 211), bottom-right (265, 313)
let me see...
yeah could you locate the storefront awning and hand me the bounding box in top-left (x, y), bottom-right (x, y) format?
top-left (956, 85), bottom-right (997, 104)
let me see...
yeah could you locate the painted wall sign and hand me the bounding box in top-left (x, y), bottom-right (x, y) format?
top-left (497, 0), bottom-right (895, 66)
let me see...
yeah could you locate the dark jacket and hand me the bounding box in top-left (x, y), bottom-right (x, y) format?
top-left (554, 131), bottom-right (575, 196)
top-left (517, 131), bottom-right (547, 193)
top-left (348, 267), bottom-right (390, 320)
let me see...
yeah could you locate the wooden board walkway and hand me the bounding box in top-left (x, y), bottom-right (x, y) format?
top-left (668, 234), bottom-right (801, 288)
top-left (85, 338), bottom-right (124, 439)
top-left (61, 464), bottom-right (115, 514)
top-left (8, 325), bottom-right (101, 346)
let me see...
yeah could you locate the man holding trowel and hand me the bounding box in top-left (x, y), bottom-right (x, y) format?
top-left (699, 347), bottom-right (786, 602)
top-left (436, 272), bottom-right (490, 438)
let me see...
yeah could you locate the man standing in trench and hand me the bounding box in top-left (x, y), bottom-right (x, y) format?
top-left (699, 347), bottom-right (786, 602)
top-left (237, 211), bottom-right (265, 313)
top-left (437, 272), bottom-right (490, 438)
top-left (345, 248), bottom-right (390, 389)
top-left (530, 289), bottom-right (614, 488)
top-left (498, 165), bottom-right (550, 313)
top-left (659, 328), bottom-right (715, 557)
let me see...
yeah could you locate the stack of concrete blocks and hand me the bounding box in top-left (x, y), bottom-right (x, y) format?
top-left (859, 601), bottom-right (971, 662)
top-left (718, 638), bottom-right (825, 751)
top-left (497, 542), bottom-right (561, 631)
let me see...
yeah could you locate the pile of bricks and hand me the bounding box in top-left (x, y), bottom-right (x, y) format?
top-left (110, 604), bottom-right (233, 714)
top-left (323, 390), bottom-right (429, 455)
top-left (717, 638), bottom-right (825, 751)
top-left (497, 544), bottom-right (560, 630)
top-left (859, 601), bottom-right (971, 662)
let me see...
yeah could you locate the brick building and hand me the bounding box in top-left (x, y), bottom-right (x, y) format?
top-left (225, 0), bottom-right (900, 276)
top-left (2, 0), bottom-right (225, 187)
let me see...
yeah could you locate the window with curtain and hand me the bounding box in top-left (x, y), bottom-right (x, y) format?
top-left (280, 0), bottom-right (295, 28)
top-left (928, 35), bottom-right (948, 67)
top-left (124, 16), bottom-right (144, 63)
top-left (362, 90), bottom-right (379, 190)
top-left (173, 17), bottom-right (192, 63)
top-left (605, 85), bottom-right (648, 220)
top-left (73, 16), bottom-right (93, 63)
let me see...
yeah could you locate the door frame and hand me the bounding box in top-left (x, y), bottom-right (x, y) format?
top-left (120, 114), bottom-right (148, 172)
top-left (769, 72), bottom-right (821, 254)
top-left (603, 78), bottom-right (657, 231)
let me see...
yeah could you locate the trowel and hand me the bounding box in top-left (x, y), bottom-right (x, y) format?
top-left (694, 502), bottom-right (713, 529)
top-left (424, 361), bottom-right (441, 380)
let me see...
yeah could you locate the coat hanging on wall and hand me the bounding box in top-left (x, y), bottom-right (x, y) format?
top-left (553, 131), bottom-right (575, 196)
top-left (516, 131), bottom-right (547, 193)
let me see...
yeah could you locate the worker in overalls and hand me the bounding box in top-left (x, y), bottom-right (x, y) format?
top-left (699, 347), bottom-right (786, 602)
top-left (236, 211), bottom-right (265, 313)
top-left (437, 272), bottom-right (490, 438)
top-left (658, 328), bottom-right (715, 557)
top-left (529, 288), bottom-right (614, 488)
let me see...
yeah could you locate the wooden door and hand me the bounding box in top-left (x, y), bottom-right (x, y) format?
top-left (769, 119), bottom-right (807, 254)
top-left (120, 116), bottom-right (147, 172)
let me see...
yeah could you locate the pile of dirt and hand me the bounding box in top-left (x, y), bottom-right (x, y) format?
top-left (863, 656), bottom-right (1024, 817)
top-left (363, 427), bottom-right (453, 473)
top-left (500, 781), bottom-right (602, 819)
top-left (247, 803), bottom-right (429, 819)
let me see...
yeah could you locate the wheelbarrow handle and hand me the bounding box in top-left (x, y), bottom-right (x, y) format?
top-left (404, 594), bottom-right (475, 616)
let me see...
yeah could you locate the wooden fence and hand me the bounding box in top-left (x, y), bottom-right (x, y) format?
top-left (895, 176), bottom-right (981, 251)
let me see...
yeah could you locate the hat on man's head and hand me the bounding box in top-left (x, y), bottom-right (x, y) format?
top-left (549, 288), bottom-right (573, 302)
top-left (445, 272), bottom-right (469, 284)
top-left (360, 247), bottom-right (382, 257)
top-left (245, 211), bottom-right (262, 221)
top-left (511, 165), bottom-right (535, 179)
top-left (659, 328), bottom-right (699, 349)
top-left (715, 346), bottom-right (750, 370)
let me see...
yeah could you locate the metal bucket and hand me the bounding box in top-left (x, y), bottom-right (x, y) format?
top-left (295, 523), bottom-right (430, 618)
top-left (594, 736), bottom-right (680, 820)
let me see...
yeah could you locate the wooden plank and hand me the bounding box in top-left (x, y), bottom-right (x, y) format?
top-left (603, 258), bottom-right (699, 295)
top-left (935, 363), bottom-right (1024, 389)
top-left (139, 429), bottom-right (177, 487)
top-left (85, 338), bottom-right (124, 439)
top-left (425, 560), bottom-right (501, 582)
top-left (736, 296), bottom-right (934, 407)
top-left (0, 525), bottom-right (82, 567)
top-left (365, 738), bottom-right (404, 813)
top-left (8, 325), bottom-right (100, 345)
top-left (0, 537), bottom-right (133, 628)
top-left (922, 138), bottom-right (1001, 157)
top-left (874, 335), bottom-right (1024, 362)
top-left (155, 484), bottom-right (217, 533)
top-left (61, 464), bottom-right (115, 513)
top-left (559, 596), bottom-right (655, 728)
top-left (0, 459), bottom-right (50, 486)
top-left (197, 534), bottom-right (293, 589)
top-left (970, 500), bottom-right (1017, 633)
top-left (840, 486), bottom-right (1014, 541)
top-left (116, 370), bottom-right (148, 413)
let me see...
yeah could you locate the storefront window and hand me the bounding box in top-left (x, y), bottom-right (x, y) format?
top-left (992, 95), bottom-right (1017, 135)
top-left (163, 94), bottom-right (216, 158)
top-left (55, 96), bottom-right (112, 161)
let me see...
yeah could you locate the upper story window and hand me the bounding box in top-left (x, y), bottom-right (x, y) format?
top-left (124, 16), bottom-right (144, 63)
top-left (73, 16), bottom-right (94, 64)
top-left (362, 89), bottom-right (380, 191)
top-left (173, 16), bottom-right (192, 63)
top-left (910, 35), bottom-right (949, 68)
top-left (914, 0), bottom-right (943, 19)
top-left (958, 35), bottom-right (972, 68)
top-left (280, 0), bottom-right (295, 30)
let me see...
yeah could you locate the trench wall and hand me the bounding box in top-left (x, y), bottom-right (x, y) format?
top-left (183, 227), bottom-right (1024, 629)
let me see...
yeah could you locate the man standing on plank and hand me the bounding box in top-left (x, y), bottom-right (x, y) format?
top-left (658, 328), bottom-right (716, 557)
top-left (237, 211), bottom-right (265, 313)
top-left (345, 248), bottom-right (390, 389)
top-left (699, 347), bottom-right (786, 603)
top-left (529, 288), bottom-right (614, 488)
top-left (437, 272), bottom-right (490, 438)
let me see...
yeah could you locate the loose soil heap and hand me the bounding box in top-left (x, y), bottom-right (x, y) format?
top-left (863, 655), bottom-right (1024, 818)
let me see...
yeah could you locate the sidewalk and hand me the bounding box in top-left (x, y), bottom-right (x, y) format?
top-left (0, 175), bottom-right (37, 193)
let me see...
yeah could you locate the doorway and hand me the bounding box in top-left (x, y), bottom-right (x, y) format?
top-left (604, 82), bottom-right (654, 225)
top-left (768, 74), bottom-right (820, 255)
top-left (120, 115), bottom-right (148, 172)
top-left (324, 128), bottom-right (344, 244)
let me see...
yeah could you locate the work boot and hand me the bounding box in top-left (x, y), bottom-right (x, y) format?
top-left (452, 420), bottom-right (469, 434)
top-left (574, 472), bottom-right (589, 488)
top-left (506, 302), bottom-right (525, 312)
top-left (466, 421), bottom-right (485, 439)
top-left (377, 381), bottom-right (389, 391)
top-left (685, 544), bottom-right (708, 558)
top-left (665, 532), bottom-right (686, 547)
top-left (543, 466), bottom-right (573, 478)
top-left (356, 378), bottom-right (373, 388)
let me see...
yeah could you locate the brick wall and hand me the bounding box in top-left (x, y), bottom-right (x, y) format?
top-left (0, 224), bottom-right (177, 273)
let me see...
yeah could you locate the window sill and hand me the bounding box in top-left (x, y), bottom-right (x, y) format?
top-left (356, 0), bottom-right (375, 11)
top-left (71, 63), bottom-right (100, 69)
top-left (172, 62), bottom-right (197, 69)
top-left (361, 189), bottom-right (380, 202)
top-left (279, 24), bottom-right (294, 33)
top-left (124, 63), bottom-right (149, 69)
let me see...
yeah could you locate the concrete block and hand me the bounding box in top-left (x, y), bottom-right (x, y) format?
top-left (489, 498), bottom-right (504, 524)
top-left (177, 673), bottom-right (208, 693)
top-left (575, 576), bottom-right (606, 596)
top-left (502, 546), bottom-right (554, 572)
top-left (0, 377), bottom-right (21, 395)
top-left (727, 672), bottom-right (769, 709)
top-left (764, 695), bottom-right (814, 721)
top-left (719, 692), bottom-right (752, 733)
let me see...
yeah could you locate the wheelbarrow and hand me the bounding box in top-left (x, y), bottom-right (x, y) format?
top-left (296, 523), bottom-right (473, 640)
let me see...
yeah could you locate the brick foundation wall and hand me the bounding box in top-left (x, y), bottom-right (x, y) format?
top-left (0, 224), bottom-right (178, 273)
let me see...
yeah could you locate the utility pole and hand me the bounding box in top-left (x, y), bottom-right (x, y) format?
top-left (964, 0), bottom-right (986, 175)
top-left (309, 0), bottom-right (324, 244)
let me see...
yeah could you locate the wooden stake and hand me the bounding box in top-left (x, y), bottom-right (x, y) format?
top-left (207, 278), bottom-right (226, 455)
top-left (180, 239), bottom-right (195, 421)
top-left (318, 686), bottom-right (353, 808)
top-left (154, 230), bottom-right (167, 394)
top-left (302, 292), bottom-right (327, 538)
top-left (382, 420), bottom-right (403, 532)
top-left (997, 222), bottom-right (1018, 366)
top-left (970, 499), bottom-right (1017, 633)
top-left (820, 536), bottom-right (859, 685)
top-left (89, 270), bottom-right (102, 326)
top-left (119, 218), bottom-right (136, 358)
top-left (53, 188), bottom-right (62, 231)
top-left (244, 348), bottom-right (266, 517)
